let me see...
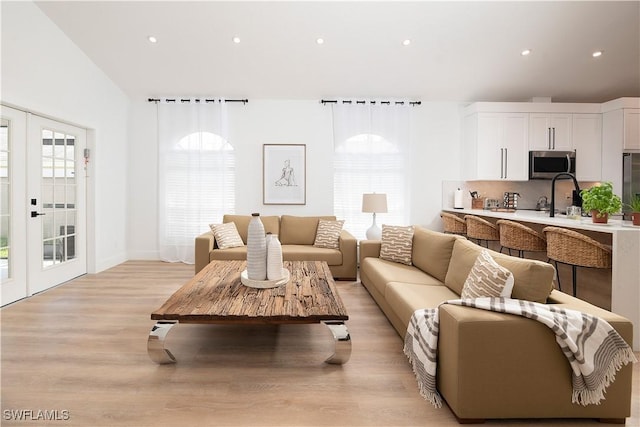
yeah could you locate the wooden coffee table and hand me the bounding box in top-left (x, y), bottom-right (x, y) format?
top-left (148, 260), bottom-right (350, 365)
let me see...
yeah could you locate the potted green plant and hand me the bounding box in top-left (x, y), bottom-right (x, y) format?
top-left (580, 182), bottom-right (622, 224)
top-left (626, 194), bottom-right (640, 226)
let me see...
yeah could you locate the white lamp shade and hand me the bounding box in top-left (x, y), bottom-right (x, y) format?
top-left (362, 193), bottom-right (388, 213)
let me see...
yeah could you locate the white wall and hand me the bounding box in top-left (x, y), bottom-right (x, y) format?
top-left (127, 99), bottom-right (463, 260)
top-left (2, 3), bottom-right (464, 265)
top-left (410, 103), bottom-right (464, 230)
top-left (1, 1), bottom-right (130, 272)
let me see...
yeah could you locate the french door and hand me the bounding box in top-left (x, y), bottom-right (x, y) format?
top-left (1, 106), bottom-right (87, 305)
top-left (1, 106), bottom-right (27, 305)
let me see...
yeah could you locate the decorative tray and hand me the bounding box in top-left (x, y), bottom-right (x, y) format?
top-left (240, 269), bottom-right (290, 289)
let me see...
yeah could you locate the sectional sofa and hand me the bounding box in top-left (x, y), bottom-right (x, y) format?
top-left (359, 226), bottom-right (633, 423)
top-left (195, 214), bottom-right (357, 280)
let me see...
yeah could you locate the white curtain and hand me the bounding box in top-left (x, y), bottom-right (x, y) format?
top-left (331, 101), bottom-right (411, 240)
top-left (157, 100), bottom-right (235, 263)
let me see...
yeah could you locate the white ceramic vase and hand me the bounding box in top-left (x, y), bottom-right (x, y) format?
top-left (246, 213), bottom-right (267, 280)
top-left (267, 234), bottom-right (283, 280)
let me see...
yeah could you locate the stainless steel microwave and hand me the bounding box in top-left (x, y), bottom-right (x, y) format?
top-left (529, 150), bottom-right (576, 179)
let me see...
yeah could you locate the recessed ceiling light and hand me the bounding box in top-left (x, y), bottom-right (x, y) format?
top-left (592, 50), bottom-right (603, 58)
top-left (232, 36), bottom-right (241, 44)
top-left (402, 39), bottom-right (411, 46)
top-left (316, 38), bottom-right (324, 45)
top-left (521, 49), bottom-right (531, 56)
top-left (148, 36), bottom-right (157, 43)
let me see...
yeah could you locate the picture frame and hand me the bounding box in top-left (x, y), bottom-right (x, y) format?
top-left (263, 144), bottom-right (306, 205)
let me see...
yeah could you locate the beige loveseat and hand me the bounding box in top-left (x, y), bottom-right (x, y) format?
top-left (195, 215), bottom-right (357, 280)
top-left (360, 226), bottom-right (633, 423)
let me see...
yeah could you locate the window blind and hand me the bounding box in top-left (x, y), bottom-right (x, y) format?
top-left (157, 102), bottom-right (234, 263)
top-left (331, 103), bottom-right (411, 240)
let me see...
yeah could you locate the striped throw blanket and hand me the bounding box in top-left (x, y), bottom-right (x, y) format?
top-left (404, 297), bottom-right (637, 408)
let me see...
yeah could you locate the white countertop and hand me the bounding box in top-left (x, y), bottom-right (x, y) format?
top-left (442, 208), bottom-right (640, 233)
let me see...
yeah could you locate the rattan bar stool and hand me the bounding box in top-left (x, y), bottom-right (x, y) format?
top-left (440, 212), bottom-right (467, 236)
top-left (542, 226), bottom-right (612, 297)
top-left (496, 220), bottom-right (546, 258)
top-left (464, 215), bottom-right (500, 248)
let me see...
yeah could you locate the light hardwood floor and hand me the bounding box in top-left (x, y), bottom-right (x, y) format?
top-left (1, 261), bottom-right (638, 427)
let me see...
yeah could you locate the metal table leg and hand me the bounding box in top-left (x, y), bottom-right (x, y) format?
top-left (148, 321), bottom-right (177, 364)
top-left (322, 321), bottom-right (351, 364)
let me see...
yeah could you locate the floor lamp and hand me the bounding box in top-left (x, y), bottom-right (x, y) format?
top-left (362, 193), bottom-right (388, 240)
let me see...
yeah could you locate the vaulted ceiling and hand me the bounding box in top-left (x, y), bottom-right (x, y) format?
top-left (35, 1), bottom-right (640, 103)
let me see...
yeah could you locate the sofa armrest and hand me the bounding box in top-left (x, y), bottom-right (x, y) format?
top-left (336, 230), bottom-right (358, 278)
top-left (339, 229), bottom-right (357, 253)
top-left (195, 231), bottom-right (215, 274)
top-left (437, 303), bottom-right (633, 420)
top-left (359, 240), bottom-right (381, 265)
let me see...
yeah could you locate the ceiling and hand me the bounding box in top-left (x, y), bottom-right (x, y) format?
top-left (35, 1), bottom-right (640, 103)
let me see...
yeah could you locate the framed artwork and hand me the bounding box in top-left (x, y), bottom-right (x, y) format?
top-left (263, 144), bottom-right (306, 205)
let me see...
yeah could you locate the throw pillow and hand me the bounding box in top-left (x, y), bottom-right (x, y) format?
top-left (209, 222), bottom-right (244, 249)
top-left (313, 219), bottom-right (345, 249)
top-left (380, 225), bottom-right (414, 265)
top-left (461, 250), bottom-right (514, 298)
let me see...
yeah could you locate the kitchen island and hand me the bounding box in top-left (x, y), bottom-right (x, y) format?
top-left (443, 208), bottom-right (640, 351)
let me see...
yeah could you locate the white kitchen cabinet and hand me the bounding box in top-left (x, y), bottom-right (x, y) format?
top-left (601, 100), bottom-right (640, 193)
top-left (602, 109), bottom-right (624, 192)
top-left (623, 109), bottom-right (640, 150)
top-left (463, 112), bottom-right (529, 181)
top-left (529, 113), bottom-right (573, 150)
top-left (573, 114), bottom-right (602, 181)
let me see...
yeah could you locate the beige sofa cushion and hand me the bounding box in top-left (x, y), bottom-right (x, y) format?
top-left (445, 239), bottom-right (554, 303)
top-left (411, 226), bottom-right (460, 283)
top-left (210, 245), bottom-right (342, 266)
top-left (360, 257), bottom-right (442, 298)
top-left (386, 282), bottom-right (460, 332)
top-left (280, 215), bottom-right (336, 245)
top-left (223, 215), bottom-right (280, 244)
top-left (281, 245), bottom-right (342, 265)
top-left (210, 246), bottom-right (247, 260)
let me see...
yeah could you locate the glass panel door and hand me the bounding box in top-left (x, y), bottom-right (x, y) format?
top-left (27, 114), bottom-right (86, 294)
top-left (1, 105), bottom-right (27, 306)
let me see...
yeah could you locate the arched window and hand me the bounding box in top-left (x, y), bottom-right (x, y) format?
top-left (175, 132), bottom-right (232, 152)
top-left (334, 133), bottom-right (407, 239)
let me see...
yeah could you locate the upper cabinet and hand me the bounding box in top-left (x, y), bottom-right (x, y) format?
top-left (463, 112), bottom-right (529, 181)
top-left (623, 109), bottom-right (640, 150)
top-left (529, 113), bottom-right (573, 150)
top-left (601, 99), bottom-right (640, 193)
top-left (462, 99), bottom-right (638, 185)
top-left (573, 114), bottom-right (602, 182)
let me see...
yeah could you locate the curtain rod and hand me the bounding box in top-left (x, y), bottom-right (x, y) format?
top-left (321, 99), bottom-right (421, 106)
top-left (148, 98), bottom-right (248, 104)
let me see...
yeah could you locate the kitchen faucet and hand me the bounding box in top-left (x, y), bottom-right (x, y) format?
top-left (550, 172), bottom-right (581, 218)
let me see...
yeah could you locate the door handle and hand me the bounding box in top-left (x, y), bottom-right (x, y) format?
top-left (504, 148), bottom-right (508, 179)
top-left (30, 211), bottom-right (46, 218)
